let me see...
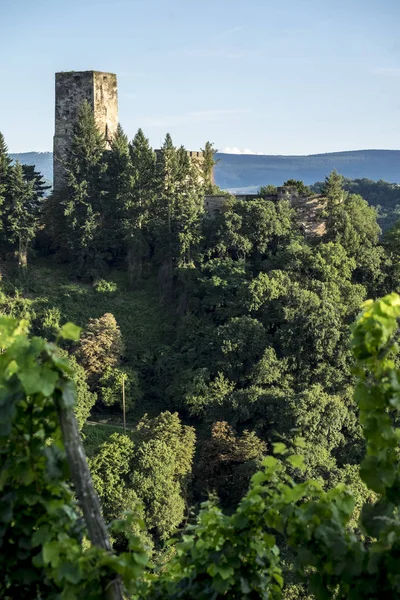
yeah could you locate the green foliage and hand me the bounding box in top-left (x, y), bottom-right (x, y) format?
top-left (76, 312), bottom-right (124, 387)
top-left (57, 101), bottom-right (107, 275)
top-left (22, 163), bottom-right (51, 198)
top-left (4, 111), bottom-right (400, 598)
top-left (89, 411), bottom-right (195, 546)
top-left (4, 160), bottom-right (41, 266)
top-left (195, 421), bottom-right (267, 506)
top-left (153, 134), bottom-right (204, 282)
top-left (323, 186), bottom-right (385, 293)
top-left (201, 141), bottom-right (220, 194)
top-left (101, 123), bottom-right (133, 261)
top-left (146, 295), bottom-right (400, 597)
top-left (0, 131), bottom-right (12, 221)
top-left (132, 412), bottom-right (196, 542)
top-left (321, 170), bottom-right (347, 205)
top-left (259, 183), bottom-right (277, 197)
top-left (0, 261), bottom-right (171, 430)
top-left (0, 316), bottom-right (149, 598)
top-left (146, 488), bottom-right (283, 599)
top-left (125, 128), bottom-right (157, 281)
top-left (5, 288), bottom-right (400, 598)
top-left (99, 364), bottom-right (141, 412)
top-left (212, 197), bottom-right (295, 260)
top-left (82, 422), bottom-right (125, 457)
top-left (57, 349), bottom-right (96, 429)
top-left (93, 278), bottom-right (118, 293)
top-left (89, 432), bottom-right (152, 550)
top-left (282, 179), bottom-right (311, 196)
top-left (312, 176), bottom-right (400, 232)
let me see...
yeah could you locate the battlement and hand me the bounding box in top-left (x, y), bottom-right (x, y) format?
top-left (204, 188), bottom-right (327, 236)
top-left (187, 151), bottom-right (203, 159)
top-left (53, 70), bottom-right (118, 191)
top-left (154, 149), bottom-right (204, 159)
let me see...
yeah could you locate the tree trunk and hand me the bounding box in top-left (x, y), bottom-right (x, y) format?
top-left (55, 393), bottom-right (124, 600)
top-left (127, 243), bottom-right (142, 285)
top-left (19, 239), bottom-right (28, 268)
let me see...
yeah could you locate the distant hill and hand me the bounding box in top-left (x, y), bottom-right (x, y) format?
top-left (9, 152), bottom-right (53, 186)
top-left (214, 150), bottom-right (400, 192)
top-left (9, 149), bottom-right (400, 191)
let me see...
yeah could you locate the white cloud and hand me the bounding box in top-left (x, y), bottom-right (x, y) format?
top-left (221, 147), bottom-right (265, 155)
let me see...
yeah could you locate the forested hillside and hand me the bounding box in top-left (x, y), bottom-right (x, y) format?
top-left (312, 177), bottom-right (400, 232)
top-left (10, 148), bottom-right (400, 192)
top-left (3, 107), bottom-right (400, 598)
top-left (216, 149), bottom-right (400, 191)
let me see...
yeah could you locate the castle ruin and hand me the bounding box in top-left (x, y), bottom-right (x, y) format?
top-left (52, 69), bottom-right (324, 235)
top-left (53, 71), bottom-right (118, 191)
top-left (53, 71), bottom-right (209, 192)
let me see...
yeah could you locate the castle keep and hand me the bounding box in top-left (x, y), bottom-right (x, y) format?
top-left (52, 69), bottom-right (323, 235)
top-left (53, 71), bottom-right (118, 191)
top-left (53, 70), bottom-right (208, 191)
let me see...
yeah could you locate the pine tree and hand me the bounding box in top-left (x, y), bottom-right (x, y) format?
top-left (0, 132), bottom-right (11, 196)
top-left (322, 170), bottom-right (347, 206)
top-left (156, 133), bottom-right (181, 197)
top-left (102, 124), bottom-right (132, 262)
top-left (6, 161), bottom-right (39, 267)
top-left (151, 135), bottom-right (205, 288)
top-left (201, 141), bottom-right (219, 194)
top-left (153, 133), bottom-right (180, 288)
top-left (0, 132), bottom-right (12, 241)
top-left (125, 128), bottom-right (157, 281)
top-left (22, 164), bottom-right (51, 198)
top-left (60, 101), bottom-right (107, 276)
top-left (174, 146), bottom-right (204, 267)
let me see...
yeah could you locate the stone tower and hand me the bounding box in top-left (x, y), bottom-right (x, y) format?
top-left (53, 70), bottom-right (118, 191)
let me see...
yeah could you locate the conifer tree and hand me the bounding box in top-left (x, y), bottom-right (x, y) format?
top-left (0, 132), bottom-right (12, 242)
top-left (6, 161), bottom-right (39, 267)
top-left (322, 170), bottom-right (347, 206)
top-left (0, 132), bottom-right (11, 205)
top-left (59, 101), bottom-right (106, 276)
top-left (201, 141), bottom-right (219, 194)
top-left (102, 124), bottom-right (132, 262)
top-left (174, 146), bottom-right (204, 267)
top-left (22, 164), bottom-right (51, 198)
top-left (154, 134), bottom-right (204, 287)
top-left (153, 133), bottom-right (180, 287)
top-left (125, 128), bottom-right (157, 281)
top-left (156, 133), bottom-right (180, 195)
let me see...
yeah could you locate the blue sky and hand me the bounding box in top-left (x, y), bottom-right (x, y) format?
top-left (1, 0), bottom-right (400, 154)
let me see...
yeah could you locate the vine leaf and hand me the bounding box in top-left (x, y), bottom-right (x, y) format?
top-left (60, 322), bottom-right (82, 341)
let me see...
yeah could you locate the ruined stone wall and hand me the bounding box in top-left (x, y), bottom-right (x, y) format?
top-left (277, 186), bottom-right (326, 236)
top-left (53, 72), bottom-right (94, 191)
top-left (53, 71), bottom-right (118, 191)
top-left (204, 189), bottom-right (326, 236)
top-left (93, 71), bottom-right (118, 147)
top-left (204, 195), bottom-right (227, 215)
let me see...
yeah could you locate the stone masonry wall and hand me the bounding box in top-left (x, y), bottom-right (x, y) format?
top-left (93, 71), bottom-right (118, 147)
top-left (53, 71), bottom-right (118, 191)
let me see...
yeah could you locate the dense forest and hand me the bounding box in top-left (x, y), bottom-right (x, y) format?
top-left (2, 103), bottom-right (400, 598)
top-left (10, 149), bottom-right (400, 193)
top-left (312, 177), bottom-right (400, 232)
